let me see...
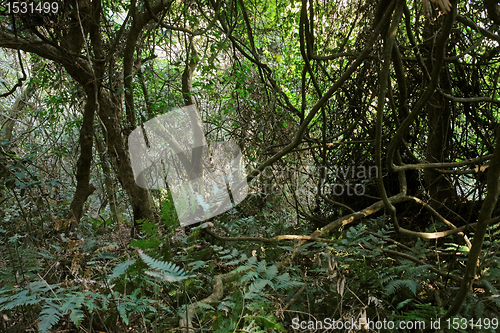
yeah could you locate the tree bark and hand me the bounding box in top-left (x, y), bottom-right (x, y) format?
top-left (68, 89), bottom-right (97, 225)
top-left (95, 131), bottom-right (122, 225)
top-left (99, 91), bottom-right (155, 236)
top-left (422, 18), bottom-right (457, 204)
top-left (424, 90), bottom-right (457, 203)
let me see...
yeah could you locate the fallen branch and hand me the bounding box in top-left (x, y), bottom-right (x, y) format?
top-left (203, 228), bottom-right (335, 243)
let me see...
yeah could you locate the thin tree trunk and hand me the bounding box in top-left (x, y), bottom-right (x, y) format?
top-left (68, 90), bottom-right (97, 226)
top-left (422, 20), bottom-right (457, 204)
top-left (95, 131), bottom-right (121, 225)
top-left (424, 90), bottom-right (457, 203)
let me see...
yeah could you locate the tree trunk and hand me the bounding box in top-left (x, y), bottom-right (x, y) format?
top-left (68, 89), bottom-right (97, 226)
top-left (95, 130), bottom-right (122, 225)
top-left (424, 90), bottom-right (457, 203)
top-left (422, 20), bottom-right (457, 205)
top-left (98, 90), bottom-right (155, 236)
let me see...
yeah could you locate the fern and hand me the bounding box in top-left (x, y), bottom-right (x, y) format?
top-left (235, 257), bottom-right (304, 302)
top-left (0, 282), bottom-right (96, 332)
top-left (38, 303), bottom-right (62, 333)
top-left (274, 273), bottom-right (303, 291)
top-left (220, 248), bottom-right (240, 260)
top-left (0, 281), bottom-right (56, 311)
top-left (115, 289), bottom-right (157, 325)
top-left (256, 260), bottom-right (267, 273)
top-left (0, 289), bottom-right (40, 310)
top-left (226, 253), bottom-right (248, 266)
top-left (138, 249), bottom-right (194, 282)
top-left (379, 271), bottom-right (398, 286)
top-left (117, 300), bottom-right (130, 325)
top-left (69, 308), bottom-right (85, 328)
top-left (247, 279), bottom-right (272, 296)
top-left (224, 216), bottom-right (255, 234)
top-left (89, 293), bottom-right (109, 312)
top-left (60, 292), bottom-right (86, 328)
top-left (386, 279), bottom-right (419, 296)
top-left (263, 265), bottom-right (278, 280)
top-left (188, 260), bottom-right (209, 271)
top-left (241, 271), bottom-right (259, 283)
top-left (233, 255), bottom-right (258, 274)
top-left (108, 259), bottom-right (136, 282)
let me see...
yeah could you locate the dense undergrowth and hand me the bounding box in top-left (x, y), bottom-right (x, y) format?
top-left (1, 197), bottom-right (499, 333)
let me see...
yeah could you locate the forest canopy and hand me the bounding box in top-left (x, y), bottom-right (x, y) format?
top-left (1, 0), bottom-right (500, 332)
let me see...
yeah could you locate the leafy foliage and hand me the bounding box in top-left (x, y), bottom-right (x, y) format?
top-left (1, 0), bottom-right (500, 331)
top-left (137, 249), bottom-right (194, 282)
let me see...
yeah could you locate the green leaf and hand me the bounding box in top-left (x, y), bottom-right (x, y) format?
top-left (69, 308), bottom-right (84, 327)
top-left (386, 279), bottom-right (418, 296)
top-left (265, 265), bottom-right (278, 280)
top-left (118, 302), bottom-right (129, 325)
top-left (397, 298), bottom-right (413, 309)
top-left (137, 250), bottom-right (194, 282)
top-left (108, 260), bottom-right (136, 282)
top-left (38, 304), bottom-right (62, 333)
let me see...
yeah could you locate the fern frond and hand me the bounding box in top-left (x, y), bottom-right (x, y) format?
top-left (138, 250), bottom-right (194, 282)
top-left (233, 256), bottom-right (258, 274)
top-left (264, 265), bottom-right (278, 280)
top-left (247, 279), bottom-right (272, 295)
top-left (275, 273), bottom-right (303, 291)
top-left (220, 249), bottom-right (239, 260)
top-left (60, 292), bottom-right (86, 327)
top-left (0, 289), bottom-right (40, 310)
top-left (256, 260), bottom-right (267, 273)
top-left (38, 304), bottom-right (62, 333)
top-left (379, 272), bottom-right (398, 285)
top-left (131, 303), bottom-right (156, 314)
top-left (108, 259), bottom-right (136, 282)
top-left (386, 279), bottom-right (419, 296)
top-left (69, 308), bottom-right (84, 327)
top-left (241, 271), bottom-right (259, 282)
top-left (117, 301), bottom-right (129, 325)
